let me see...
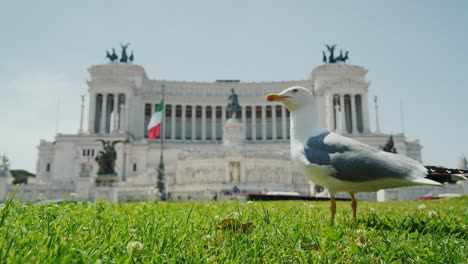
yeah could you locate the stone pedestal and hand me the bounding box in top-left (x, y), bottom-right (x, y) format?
top-left (0, 170), bottom-right (12, 202)
top-left (94, 186), bottom-right (118, 202)
top-left (94, 174), bottom-right (119, 202)
top-left (95, 174), bottom-right (119, 187)
top-left (377, 189), bottom-right (399, 202)
top-left (0, 177), bottom-right (8, 202)
top-left (76, 176), bottom-right (93, 201)
top-left (223, 118), bottom-right (245, 146)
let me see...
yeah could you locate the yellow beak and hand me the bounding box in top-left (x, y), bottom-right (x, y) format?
top-left (265, 93), bottom-right (289, 102)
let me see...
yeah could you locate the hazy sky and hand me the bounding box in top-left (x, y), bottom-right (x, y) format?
top-left (1, 1), bottom-right (467, 172)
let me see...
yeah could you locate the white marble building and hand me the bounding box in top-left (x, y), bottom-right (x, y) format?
top-left (7, 59), bottom-right (461, 202)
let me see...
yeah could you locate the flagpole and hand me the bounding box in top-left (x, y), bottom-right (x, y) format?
top-left (160, 85), bottom-right (165, 159)
top-left (157, 84), bottom-right (166, 199)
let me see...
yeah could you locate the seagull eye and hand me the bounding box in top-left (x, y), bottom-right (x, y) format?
top-left (292, 89), bottom-right (298, 93)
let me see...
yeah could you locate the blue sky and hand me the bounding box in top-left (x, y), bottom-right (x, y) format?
top-left (1, 0), bottom-right (467, 172)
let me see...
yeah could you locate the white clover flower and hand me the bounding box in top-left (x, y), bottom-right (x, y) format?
top-left (418, 204), bottom-right (426, 210)
top-left (205, 203), bottom-right (211, 207)
top-left (70, 192), bottom-right (76, 199)
top-left (205, 234), bottom-right (212, 239)
top-left (127, 241), bottom-right (143, 253)
top-left (246, 201), bottom-right (253, 204)
top-left (369, 207), bottom-right (375, 212)
top-left (230, 211), bottom-right (241, 218)
top-left (428, 211), bottom-right (437, 217)
top-left (356, 229), bottom-right (366, 234)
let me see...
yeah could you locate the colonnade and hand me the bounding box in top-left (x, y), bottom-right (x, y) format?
top-left (326, 93), bottom-right (367, 134)
top-left (91, 93), bottom-right (126, 134)
top-left (144, 103), bottom-right (291, 141)
top-left (89, 93), bottom-right (368, 137)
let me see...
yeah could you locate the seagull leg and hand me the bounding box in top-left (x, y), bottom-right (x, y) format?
top-left (330, 195), bottom-right (336, 225)
top-left (350, 193), bottom-right (357, 219)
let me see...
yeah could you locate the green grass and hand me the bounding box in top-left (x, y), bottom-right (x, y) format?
top-left (0, 195), bottom-right (467, 263)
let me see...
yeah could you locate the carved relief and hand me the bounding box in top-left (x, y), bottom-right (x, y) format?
top-left (229, 161), bottom-right (241, 183)
top-left (177, 165), bottom-right (225, 184)
top-left (244, 164), bottom-right (290, 184)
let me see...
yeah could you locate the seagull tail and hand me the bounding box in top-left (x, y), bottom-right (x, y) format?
top-left (425, 165), bottom-right (468, 184)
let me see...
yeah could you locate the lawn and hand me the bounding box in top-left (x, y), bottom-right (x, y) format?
top-left (0, 193), bottom-right (466, 263)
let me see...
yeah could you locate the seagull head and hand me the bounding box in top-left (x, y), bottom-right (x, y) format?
top-left (265, 86), bottom-right (314, 111)
top-left (266, 86), bottom-right (325, 140)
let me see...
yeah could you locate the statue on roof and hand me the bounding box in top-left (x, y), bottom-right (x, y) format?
top-left (106, 48), bottom-right (118, 63)
top-left (227, 88), bottom-right (240, 119)
top-left (129, 50), bottom-right (134, 62)
top-left (323, 44), bottom-right (349, 64)
top-left (120, 43), bottom-right (130, 63)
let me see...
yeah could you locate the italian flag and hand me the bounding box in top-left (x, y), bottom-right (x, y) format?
top-left (147, 100), bottom-right (164, 140)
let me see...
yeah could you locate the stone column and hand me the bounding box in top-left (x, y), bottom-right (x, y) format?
top-left (211, 105), bottom-right (216, 141)
top-left (261, 105), bottom-right (266, 140)
top-left (88, 93), bottom-right (96, 133)
top-left (119, 103), bottom-right (125, 133)
top-left (339, 94), bottom-right (346, 134)
top-left (191, 105), bottom-right (196, 140)
top-left (221, 106), bottom-right (226, 124)
top-left (362, 93), bottom-right (370, 133)
top-left (325, 94), bottom-right (332, 130)
top-left (335, 104), bottom-right (341, 133)
top-left (252, 105), bottom-right (256, 141)
top-left (374, 96), bottom-right (381, 133)
top-left (201, 105), bottom-right (206, 140)
top-left (241, 106), bottom-right (246, 139)
top-left (281, 106), bottom-right (287, 140)
top-left (79, 94), bottom-right (85, 134)
top-left (100, 93), bottom-right (107, 133)
top-left (181, 105), bottom-right (186, 140)
top-left (171, 104), bottom-right (176, 140)
top-left (272, 105), bottom-right (277, 140)
top-left (113, 94), bottom-right (119, 133)
top-left (350, 94), bottom-right (358, 134)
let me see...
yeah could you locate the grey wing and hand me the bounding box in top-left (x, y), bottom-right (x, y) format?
top-left (305, 132), bottom-right (426, 182)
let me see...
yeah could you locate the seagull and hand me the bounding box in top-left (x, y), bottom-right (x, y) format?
top-left (266, 86), bottom-right (467, 224)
